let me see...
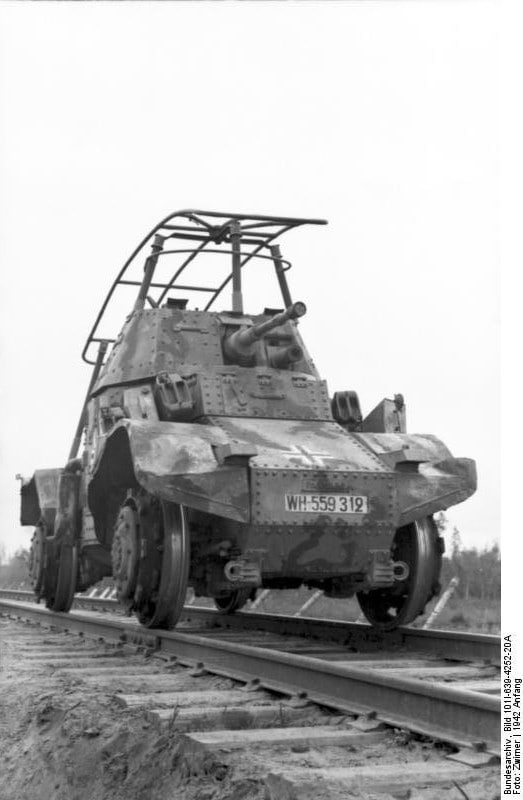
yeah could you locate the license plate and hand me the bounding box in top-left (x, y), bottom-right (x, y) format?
top-left (284, 494), bottom-right (368, 514)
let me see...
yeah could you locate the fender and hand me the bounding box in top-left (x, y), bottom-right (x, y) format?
top-left (54, 459), bottom-right (83, 545)
top-left (88, 419), bottom-right (251, 523)
top-left (19, 469), bottom-right (62, 529)
top-left (356, 432), bottom-right (477, 525)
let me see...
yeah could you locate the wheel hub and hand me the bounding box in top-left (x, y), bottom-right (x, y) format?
top-left (111, 504), bottom-right (139, 601)
top-left (28, 525), bottom-right (46, 593)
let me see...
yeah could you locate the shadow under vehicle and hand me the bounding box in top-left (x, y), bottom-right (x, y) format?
top-left (19, 210), bottom-right (476, 631)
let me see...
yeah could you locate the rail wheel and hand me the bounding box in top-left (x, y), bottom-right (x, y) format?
top-left (357, 516), bottom-right (442, 631)
top-left (46, 543), bottom-right (78, 612)
top-left (28, 524), bottom-right (47, 595)
top-left (214, 589), bottom-right (252, 614)
top-left (112, 493), bottom-right (190, 630)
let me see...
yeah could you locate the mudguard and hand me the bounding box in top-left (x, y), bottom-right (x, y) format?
top-left (19, 469), bottom-right (62, 529)
top-left (88, 419), bottom-right (251, 522)
top-left (356, 432), bottom-right (477, 526)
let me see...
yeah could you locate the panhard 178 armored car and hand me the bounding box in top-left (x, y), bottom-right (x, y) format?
top-left (19, 210), bottom-right (477, 631)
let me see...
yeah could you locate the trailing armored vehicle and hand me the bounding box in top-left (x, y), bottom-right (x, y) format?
top-left (19, 210), bottom-right (476, 630)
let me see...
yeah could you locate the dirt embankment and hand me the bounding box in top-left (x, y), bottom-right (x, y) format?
top-left (0, 620), bottom-right (264, 800)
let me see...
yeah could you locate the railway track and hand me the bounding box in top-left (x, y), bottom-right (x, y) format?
top-left (0, 587), bottom-right (500, 665)
top-left (0, 590), bottom-right (501, 799)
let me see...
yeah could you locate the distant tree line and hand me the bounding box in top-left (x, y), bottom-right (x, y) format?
top-left (436, 513), bottom-right (500, 601)
top-left (0, 546), bottom-right (30, 588)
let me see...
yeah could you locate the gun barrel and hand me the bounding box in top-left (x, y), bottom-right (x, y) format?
top-left (235, 302), bottom-right (306, 349)
top-left (224, 302), bottom-right (307, 364)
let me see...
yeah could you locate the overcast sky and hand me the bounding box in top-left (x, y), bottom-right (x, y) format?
top-left (0, 1), bottom-right (500, 561)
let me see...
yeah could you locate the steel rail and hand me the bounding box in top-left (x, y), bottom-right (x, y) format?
top-left (0, 597), bottom-right (500, 755)
top-left (183, 605), bottom-right (501, 666)
top-left (0, 588), bottom-right (500, 665)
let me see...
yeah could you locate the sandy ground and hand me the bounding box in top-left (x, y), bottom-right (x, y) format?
top-left (0, 616), bottom-right (501, 800)
top-left (0, 618), bottom-right (267, 800)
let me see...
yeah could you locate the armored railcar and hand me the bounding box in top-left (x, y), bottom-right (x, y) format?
top-left (20, 210), bottom-right (476, 630)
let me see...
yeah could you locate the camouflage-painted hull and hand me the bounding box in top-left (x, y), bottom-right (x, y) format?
top-left (17, 210), bottom-right (479, 629)
top-left (88, 416), bottom-right (475, 579)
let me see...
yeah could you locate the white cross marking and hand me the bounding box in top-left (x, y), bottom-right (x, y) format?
top-left (284, 445), bottom-right (337, 467)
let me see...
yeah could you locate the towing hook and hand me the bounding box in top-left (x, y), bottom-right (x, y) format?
top-left (224, 559), bottom-right (262, 586)
top-left (392, 561), bottom-right (410, 581)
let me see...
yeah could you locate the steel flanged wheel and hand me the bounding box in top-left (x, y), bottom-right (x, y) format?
top-left (214, 589), bottom-right (252, 614)
top-left (136, 499), bottom-right (190, 630)
top-left (357, 516), bottom-right (442, 631)
top-left (46, 543), bottom-right (78, 612)
top-left (113, 493), bottom-right (190, 630)
top-left (28, 525), bottom-right (47, 595)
